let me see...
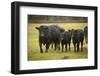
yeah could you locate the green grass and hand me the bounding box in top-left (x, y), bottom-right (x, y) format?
top-left (28, 23), bottom-right (88, 61)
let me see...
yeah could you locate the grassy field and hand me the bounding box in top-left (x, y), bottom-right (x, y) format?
top-left (28, 23), bottom-right (88, 61)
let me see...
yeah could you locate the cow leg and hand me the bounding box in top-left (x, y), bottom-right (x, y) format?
top-left (69, 43), bottom-right (70, 51)
top-left (77, 43), bottom-right (80, 52)
top-left (54, 43), bottom-right (57, 50)
top-left (45, 43), bottom-right (50, 53)
top-left (51, 43), bottom-right (53, 49)
top-left (57, 44), bottom-right (60, 51)
top-left (39, 43), bottom-right (43, 53)
top-left (58, 44), bottom-right (60, 50)
top-left (74, 43), bottom-right (76, 52)
top-left (81, 42), bottom-right (83, 52)
top-left (65, 44), bottom-right (67, 52)
top-left (58, 42), bottom-right (60, 50)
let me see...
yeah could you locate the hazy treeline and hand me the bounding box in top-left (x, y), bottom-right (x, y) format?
top-left (28, 15), bottom-right (88, 23)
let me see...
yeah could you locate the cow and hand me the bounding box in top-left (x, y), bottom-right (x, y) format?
top-left (84, 26), bottom-right (88, 43)
top-left (60, 30), bottom-right (72, 52)
top-left (35, 25), bottom-right (63, 53)
top-left (72, 29), bottom-right (84, 52)
top-left (50, 26), bottom-right (65, 50)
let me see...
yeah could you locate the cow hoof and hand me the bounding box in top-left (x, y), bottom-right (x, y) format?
top-left (40, 51), bottom-right (43, 53)
top-left (65, 51), bottom-right (67, 52)
top-left (45, 51), bottom-right (48, 53)
top-left (74, 51), bottom-right (76, 52)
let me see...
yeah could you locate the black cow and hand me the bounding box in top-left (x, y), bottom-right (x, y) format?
top-left (60, 30), bottom-right (72, 52)
top-left (84, 26), bottom-right (88, 43)
top-left (51, 26), bottom-right (65, 50)
top-left (35, 25), bottom-right (62, 53)
top-left (72, 29), bottom-right (84, 52)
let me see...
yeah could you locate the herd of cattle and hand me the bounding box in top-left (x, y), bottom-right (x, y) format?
top-left (35, 25), bottom-right (88, 53)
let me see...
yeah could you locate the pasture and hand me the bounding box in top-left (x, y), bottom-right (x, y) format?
top-left (28, 23), bottom-right (88, 61)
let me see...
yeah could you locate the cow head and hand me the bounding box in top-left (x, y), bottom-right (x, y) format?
top-left (35, 26), bottom-right (48, 37)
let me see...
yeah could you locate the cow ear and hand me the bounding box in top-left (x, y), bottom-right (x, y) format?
top-left (35, 27), bottom-right (40, 30)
